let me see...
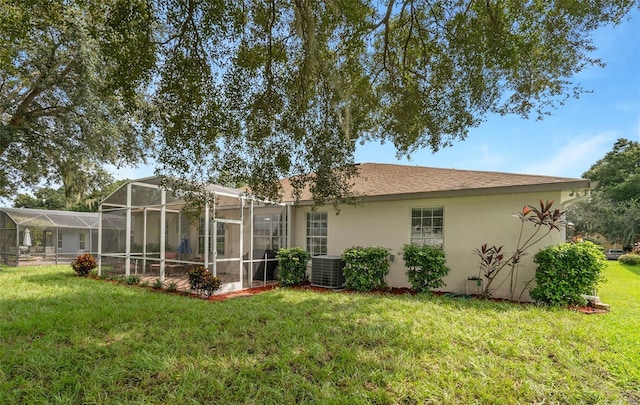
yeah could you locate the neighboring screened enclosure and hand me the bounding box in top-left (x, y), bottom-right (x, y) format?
top-left (0, 207), bottom-right (110, 266)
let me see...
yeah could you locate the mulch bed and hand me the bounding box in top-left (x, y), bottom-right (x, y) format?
top-left (91, 276), bottom-right (610, 314)
top-left (569, 305), bottom-right (610, 315)
top-left (205, 282), bottom-right (416, 301)
top-left (207, 284), bottom-right (279, 301)
top-left (292, 282), bottom-right (416, 296)
top-left (209, 283), bottom-right (610, 315)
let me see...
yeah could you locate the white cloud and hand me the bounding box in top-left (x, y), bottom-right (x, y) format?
top-left (614, 101), bottom-right (639, 113)
top-left (518, 131), bottom-right (619, 178)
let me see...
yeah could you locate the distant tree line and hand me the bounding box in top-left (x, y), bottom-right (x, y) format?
top-left (12, 179), bottom-right (128, 212)
top-left (567, 138), bottom-right (640, 248)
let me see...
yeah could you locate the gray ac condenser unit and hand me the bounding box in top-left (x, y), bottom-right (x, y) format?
top-left (311, 255), bottom-right (345, 288)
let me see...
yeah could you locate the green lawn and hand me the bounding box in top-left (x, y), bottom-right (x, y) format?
top-left (0, 262), bottom-right (638, 404)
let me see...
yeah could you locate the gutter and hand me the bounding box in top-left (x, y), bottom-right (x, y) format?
top-left (287, 179), bottom-right (592, 206)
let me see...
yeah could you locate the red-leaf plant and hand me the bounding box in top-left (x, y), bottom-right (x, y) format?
top-left (474, 199), bottom-right (566, 300)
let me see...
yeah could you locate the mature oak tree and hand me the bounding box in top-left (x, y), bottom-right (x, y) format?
top-left (583, 139), bottom-right (640, 202)
top-left (567, 139), bottom-right (640, 246)
top-left (0, 0), bottom-right (155, 199)
top-left (2, 0), bottom-right (637, 205)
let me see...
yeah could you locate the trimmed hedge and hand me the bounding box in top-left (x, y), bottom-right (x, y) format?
top-left (401, 244), bottom-right (450, 292)
top-left (530, 242), bottom-right (606, 306)
top-left (342, 246), bottom-right (391, 291)
top-left (276, 247), bottom-right (310, 286)
top-left (618, 253), bottom-right (640, 266)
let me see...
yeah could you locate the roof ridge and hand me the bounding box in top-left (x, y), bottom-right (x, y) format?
top-left (280, 162), bottom-right (589, 202)
top-left (354, 162), bottom-right (582, 181)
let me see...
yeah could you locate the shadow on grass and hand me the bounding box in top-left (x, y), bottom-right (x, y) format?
top-left (619, 263), bottom-right (640, 277)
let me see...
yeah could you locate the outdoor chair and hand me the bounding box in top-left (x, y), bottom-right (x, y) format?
top-left (149, 252), bottom-right (185, 276)
top-left (243, 249), bottom-right (278, 281)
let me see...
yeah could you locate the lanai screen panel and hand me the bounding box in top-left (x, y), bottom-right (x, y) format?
top-left (99, 178), bottom-right (288, 292)
top-left (0, 208), bottom-right (104, 266)
top-left (0, 210), bottom-right (18, 266)
top-left (100, 209), bottom-right (127, 255)
top-left (240, 202), bottom-right (288, 287)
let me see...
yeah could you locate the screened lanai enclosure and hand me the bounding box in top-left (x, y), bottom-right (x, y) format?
top-left (99, 178), bottom-right (289, 293)
top-left (0, 207), bottom-right (108, 266)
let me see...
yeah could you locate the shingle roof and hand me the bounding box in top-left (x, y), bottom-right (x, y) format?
top-left (281, 163), bottom-right (590, 203)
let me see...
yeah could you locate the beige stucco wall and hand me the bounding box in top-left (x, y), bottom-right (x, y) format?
top-left (291, 190), bottom-right (569, 300)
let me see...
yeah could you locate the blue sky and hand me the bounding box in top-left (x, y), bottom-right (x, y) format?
top-left (115, 10), bottom-right (639, 181)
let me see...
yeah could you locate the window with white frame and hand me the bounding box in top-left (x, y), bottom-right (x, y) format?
top-left (411, 207), bottom-right (444, 248)
top-left (79, 233), bottom-right (86, 250)
top-left (306, 212), bottom-right (327, 256)
top-left (57, 232), bottom-right (63, 249)
top-left (254, 214), bottom-right (284, 251)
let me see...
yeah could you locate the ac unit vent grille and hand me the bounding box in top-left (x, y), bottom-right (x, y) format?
top-left (311, 255), bottom-right (345, 288)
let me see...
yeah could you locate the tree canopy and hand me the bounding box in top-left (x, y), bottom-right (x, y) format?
top-left (2, 0), bottom-right (637, 205)
top-left (13, 178), bottom-right (128, 212)
top-left (0, 0), bottom-right (154, 199)
top-left (568, 138), bottom-right (640, 246)
top-left (583, 139), bottom-right (640, 202)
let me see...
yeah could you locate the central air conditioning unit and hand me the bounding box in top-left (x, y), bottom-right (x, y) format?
top-left (311, 255), bottom-right (345, 289)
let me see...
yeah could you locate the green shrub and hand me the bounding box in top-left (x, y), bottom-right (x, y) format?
top-left (530, 241), bottom-right (606, 306)
top-left (618, 253), bottom-right (640, 266)
top-left (126, 275), bottom-right (141, 285)
top-left (167, 282), bottom-right (178, 291)
top-left (187, 266), bottom-right (208, 291)
top-left (401, 244), bottom-right (450, 292)
top-left (71, 253), bottom-right (97, 276)
top-left (202, 276), bottom-right (221, 296)
top-left (187, 266), bottom-right (222, 297)
top-left (342, 246), bottom-right (391, 291)
top-left (276, 247), bottom-right (310, 286)
top-left (152, 278), bottom-right (164, 289)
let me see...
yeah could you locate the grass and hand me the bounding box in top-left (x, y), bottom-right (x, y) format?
top-left (0, 262), bottom-right (638, 404)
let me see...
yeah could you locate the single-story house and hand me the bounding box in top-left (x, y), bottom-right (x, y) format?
top-left (282, 163), bottom-right (590, 299)
top-left (0, 207), bottom-right (111, 266)
top-left (98, 163), bottom-right (590, 299)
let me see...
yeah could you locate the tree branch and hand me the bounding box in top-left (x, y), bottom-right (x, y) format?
top-left (372, 0), bottom-right (396, 31)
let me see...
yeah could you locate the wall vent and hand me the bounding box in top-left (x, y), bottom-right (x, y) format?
top-left (311, 255), bottom-right (345, 288)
